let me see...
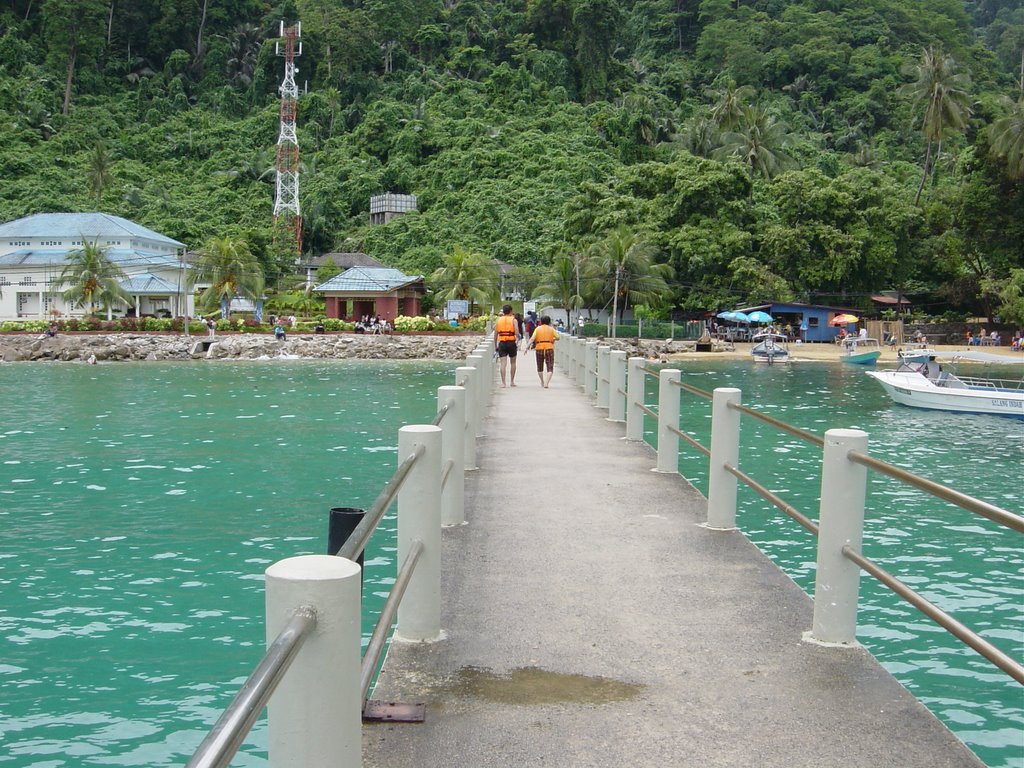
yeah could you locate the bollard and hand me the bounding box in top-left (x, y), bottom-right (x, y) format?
top-left (265, 555), bottom-right (361, 768)
top-left (467, 354), bottom-right (486, 436)
top-left (608, 351), bottom-right (627, 422)
top-left (655, 368), bottom-right (681, 473)
top-left (706, 388), bottom-right (741, 530)
top-left (596, 346), bottom-right (611, 410)
top-left (576, 338), bottom-right (587, 388)
top-left (395, 424), bottom-right (443, 641)
top-left (455, 366), bottom-right (478, 470)
top-left (437, 385), bottom-right (466, 526)
top-left (584, 342), bottom-right (598, 397)
top-left (625, 357), bottom-right (646, 441)
top-left (810, 428), bottom-right (869, 645)
top-left (328, 507), bottom-right (366, 569)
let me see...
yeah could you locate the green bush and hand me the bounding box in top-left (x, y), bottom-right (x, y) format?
top-left (393, 315), bottom-right (433, 332)
top-left (465, 315), bottom-right (492, 331)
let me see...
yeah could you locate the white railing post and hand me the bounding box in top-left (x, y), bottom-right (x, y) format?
top-left (608, 350), bottom-right (626, 422)
top-left (809, 428), bottom-right (869, 646)
top-left (596, 345), bottom-right (611, 410)
top-left (265, 555), bottom-right (361, 768)
top-left (706, 388), bottom-right (741, 530)
top-left (655, 368), bottom-right (680, 473)
top-left (567, 337), bottom-right (578, 383)
top-left (455, 366), bottom-right (477, 470)
top-left (437, 385), bottom-right (466, 527)
top-left (626, 357), bottom-right (646, 441)
top-left (466, 354), bottom-right (486, 436)
top-left (584, 342), bottom-right (598, 397)
top-left (576, 338), bottom-right (587, 388)
top-left (396, 424), bottom-right (443, 641)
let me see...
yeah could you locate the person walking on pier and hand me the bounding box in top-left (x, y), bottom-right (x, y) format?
top-left (526, 315), bottom-right (559, 388)
top-left (495, 304), bottom-right (520, 387)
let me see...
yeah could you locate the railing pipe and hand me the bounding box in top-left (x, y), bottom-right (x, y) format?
top-left (596, 345), bottom-right (611, 410)
top-left (187, 607), bottom-right (318, 768)
top-left (455, 366), bottom-right (478, 471)
top-left (655, 368), bottom-right (681, 473)
top-left (395, 424), bottom-right (443, 641)
top-left (360, 540), bottom-right (425, 700)
top-left (707, 387), bottom-right (742, 530)
top-left (811, 429), bottom-right (869, 645)
top-left (437, 386), bottom-right (466, 526)
top-left (266, 555), bottom-right (362, 768)
top-left (625, 357), bottom-right (646, 441)
top-left (608, 350), bottom-right (627, 422)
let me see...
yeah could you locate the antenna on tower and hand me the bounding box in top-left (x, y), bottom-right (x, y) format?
top-left (274, 21), bottom-right (302, 259)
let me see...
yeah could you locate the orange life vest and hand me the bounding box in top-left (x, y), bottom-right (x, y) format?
top-left (495, 315), bottom-right (517, 341)
top-left (532, 325), bottom-right (557, 350)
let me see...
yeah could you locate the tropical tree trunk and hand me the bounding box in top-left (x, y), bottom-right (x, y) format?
top-left (914, 139), bottom-right (934, 206)
top-left (62, 43), bottom-right (77, 115)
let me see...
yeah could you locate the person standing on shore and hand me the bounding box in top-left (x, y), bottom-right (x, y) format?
top-left (494, 304), bottom-right (520, 387)
top-left (526, 315), bottom-right (559, 388)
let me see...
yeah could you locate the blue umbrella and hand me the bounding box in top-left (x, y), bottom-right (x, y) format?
top-left (747, 310), bottom-right (773, 324)
top-left (716, 310), bottom-right (738, 321)
top-left (731, 311), bottom-right (751, 324)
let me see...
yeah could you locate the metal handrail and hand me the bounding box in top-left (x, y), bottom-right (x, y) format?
top-left (667, 423), bottom-right (710, 458)
top-left (360, 540), bottom-right (424, 701)
top-left (187, 607), bottom-right (317, 768)
top-left (841, 545), bottom-right (1024, 685)
top-left (669, 377), bottom-right (714, 401)
top-left (336, 445), bottom-right (424, 561)
top-left (727, 401), bottom-right (825, 447)
top-left (725, 462), bottom-right (819, 535)
top-left (638, 402), bottom-right (657, 420)
top-left (431, 402), bottom-right (451, 427)
top-left (440, 457), bottom-right (454, 490)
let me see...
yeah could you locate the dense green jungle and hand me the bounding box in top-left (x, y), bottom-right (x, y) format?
top-left (0, 0), bottom-right (1022, 321)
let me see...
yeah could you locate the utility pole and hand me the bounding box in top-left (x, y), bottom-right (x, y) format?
top-left (274, 21), bottom-right (302, 260)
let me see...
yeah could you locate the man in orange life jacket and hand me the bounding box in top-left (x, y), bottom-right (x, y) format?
top-left (526, 314), bottom-right (560, 388)
top-left (494, 304), bottom-right (521, 387)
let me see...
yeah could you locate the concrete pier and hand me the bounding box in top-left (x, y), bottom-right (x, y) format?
top-left (363, 366), bottom-right (984, 767)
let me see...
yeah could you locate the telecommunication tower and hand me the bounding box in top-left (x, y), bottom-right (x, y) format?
top-left (274, 21), bottom-right (302, 257)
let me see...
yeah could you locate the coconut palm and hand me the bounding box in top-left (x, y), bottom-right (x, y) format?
top-left (707, 80), bottom-right (756, 132)
top-left (86, 140), bottom-right (114, 203)
top-left (900, 45), bottom-right (973, 205)
top-left (189, 237), bottom-right (265, 318)
top-left (58, 238), bottom-right (131, 319)
top-left (429, 246), bottom-right (499, 310)
top-left (533, 250), bottom-right (586, 328)
top-left (714, 105), bottom-right (797, 182)
top-left (989, 97), bottom-right (1024, 181)
top-left (588, 226), bottom-right (672, 338)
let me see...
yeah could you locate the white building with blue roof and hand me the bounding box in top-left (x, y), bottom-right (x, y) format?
top-left (0, 212), bottom-right (190, 321)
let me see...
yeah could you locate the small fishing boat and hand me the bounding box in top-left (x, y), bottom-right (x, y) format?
top-left (865, 351), bottom-right (1024, 418)
top-left (751, 332), bottom-right (790, 364)
top-left (840, 336), bottom-right (882, 365)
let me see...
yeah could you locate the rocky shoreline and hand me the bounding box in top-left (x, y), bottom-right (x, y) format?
top-left (0, 332), bottom-right (491, 363)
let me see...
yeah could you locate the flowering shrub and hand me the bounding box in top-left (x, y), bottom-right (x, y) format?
top-left (466, 315), bottom-right (492, 331)
top-left (393, 315), bottom-right (432, 332)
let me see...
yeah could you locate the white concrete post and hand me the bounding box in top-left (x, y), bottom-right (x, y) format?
top-left (810, 429), bottom-right (869, 645)
top-left (655, 368), bottom-right (681, 473)
top-left (455, 366), bottom-right (478, 471)
top-left (706, 388), bottom-right (741, 530)
top-left (576, 338), bottom-right (587, 388)
top-left (437, 385), bottom-right (466, 527)
top-left (584, 342), bottom-right (598, 397)
top-left (396, 424), bottom-right (443, 641)
top-left (596, 345), bottom-right (611, 410)
top-left (466, 354), bottom-right (486, 436)
top-left (626, 357), bottom-right (646, 441)
top-left (265, 555), bottom-right (361, 768)
top-left (566, 337), bottom-right (578, 383)
top-left (608, 351), bottom-right (627, 422)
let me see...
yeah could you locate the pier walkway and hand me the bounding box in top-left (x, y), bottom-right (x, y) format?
top-left (363, 366), bottom-right (983, 767)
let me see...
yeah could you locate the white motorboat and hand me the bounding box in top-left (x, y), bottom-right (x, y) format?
top-left (751, 332), bottom-right (789, 364)
top-left (865, 351), bottom-right (1024, 418)
top-left (841, 337), bottom-right (882, 365)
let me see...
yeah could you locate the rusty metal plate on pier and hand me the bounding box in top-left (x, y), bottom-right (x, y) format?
top-left (362, 700), bottom-right (425, 723)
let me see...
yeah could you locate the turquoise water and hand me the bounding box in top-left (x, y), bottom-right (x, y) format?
top-left (0, 361), bottom-right (452, 766)
top-left (645, 360), bottom-right (1023, 768)
top-left (0, 359), bottom-right (1021, 766)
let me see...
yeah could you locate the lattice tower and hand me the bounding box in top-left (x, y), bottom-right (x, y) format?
top-left (274, 21), bottom-right (302, 256)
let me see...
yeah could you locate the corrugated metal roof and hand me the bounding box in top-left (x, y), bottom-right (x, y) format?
top-left (0, 213), bottom-right (185, 247)
top-left (315, 266), bottom-right (423, 293)
top-left (0, 248), bottom-right (181, 269)
top-left (119, 273), bottom-right (179, 293)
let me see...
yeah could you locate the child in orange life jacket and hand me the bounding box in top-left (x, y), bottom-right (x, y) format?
top-left (526, 315), bottom-right (560, 388)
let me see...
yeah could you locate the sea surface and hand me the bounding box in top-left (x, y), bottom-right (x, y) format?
top-left (0, 358), bottom-right (1021, 767)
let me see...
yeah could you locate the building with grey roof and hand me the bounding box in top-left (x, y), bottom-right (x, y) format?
top-left (0, 212), bottom-right (190, 321)
top-left (315, 266), bottom-right (424, 322)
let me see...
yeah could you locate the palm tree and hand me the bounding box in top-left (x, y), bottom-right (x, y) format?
top-left (226, 22), bottom-right (264, 89)
top-left (86, 140), bottom-right (114, 204)
top-left (900, 45), bottom-right (973, 205)
top-left (58, 238), bottom-right (131, 319)
top-left (189, 237), bottom-right (265, 319)
top-left (707, 80), bottom-right (756, 132)
top-left (989, 97), bottom-right (1024, 181)
top-left (429, 246), bottom-right (499, 311)
top-left (533, 251), bottom-right (586, 328)
top-left (714, 105), bottom-right (796, 183)
top-left (588, 226), bottom-right (673, 338)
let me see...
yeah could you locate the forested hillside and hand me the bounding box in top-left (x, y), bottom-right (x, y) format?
top-left (0, 0), bottom-right (1022, 320)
